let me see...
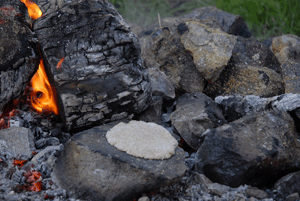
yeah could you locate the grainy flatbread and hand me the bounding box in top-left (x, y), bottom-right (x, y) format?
top-left (106, 121), bottom-right (178, 159)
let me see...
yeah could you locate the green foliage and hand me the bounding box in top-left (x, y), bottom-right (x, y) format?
top-left (109, 0), bottom-right (300, 41)
top-left (214, 0), bottom-right (300, 40)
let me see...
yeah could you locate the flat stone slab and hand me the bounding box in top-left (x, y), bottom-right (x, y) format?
top-left (52, 122), bottom-right (187, 201)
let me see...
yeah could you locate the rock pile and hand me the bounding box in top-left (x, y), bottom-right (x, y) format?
top-left (1, 2), bottom-right (300, 201)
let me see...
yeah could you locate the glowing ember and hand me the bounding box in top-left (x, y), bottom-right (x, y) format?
top-left (56, 57), bottom-right (65, 69)
top-left (20, 0), bottom-right (42, 20)
top-left (13, 159), bottom-right (27, 167)
top-left (23, 170), bottom-right (43, 192)
top-left (30, 59), bottom-right (59, 115)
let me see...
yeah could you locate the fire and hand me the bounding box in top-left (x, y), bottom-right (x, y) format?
top-left (30, 59), bottom-right (59, 115)
top-left (56, 57), bottom-right (65, 69)
top-left (20, 0), bottom-right (42, 20)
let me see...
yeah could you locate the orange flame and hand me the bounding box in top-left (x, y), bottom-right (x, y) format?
top-left (30, 59), bottom-right (59, 115)
top-left (20, 0), bottom-right (42, 20)
top-left (56, 57), bottom-right (65, 69)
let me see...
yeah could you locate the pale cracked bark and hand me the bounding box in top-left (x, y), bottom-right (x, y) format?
top-left (33, 0), bottom-right (151, 132)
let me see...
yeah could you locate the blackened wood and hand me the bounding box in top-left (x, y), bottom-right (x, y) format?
top-left (0, 1), bottom-right (40, 113)
top-left (33, 0), bottom-right (151, 132)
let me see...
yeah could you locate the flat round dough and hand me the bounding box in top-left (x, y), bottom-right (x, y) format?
top-left (106, 120), bottom-right (178, 159)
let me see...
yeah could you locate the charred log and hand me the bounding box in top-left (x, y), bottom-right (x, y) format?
top-left (0, 1), bottom-right (40, 114)
top-left (33, 0), bottom-right (151, 132)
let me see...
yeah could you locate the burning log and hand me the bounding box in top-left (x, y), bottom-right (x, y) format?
top-left (32, 0), bottom-right (151, 132)
top-left (0, 0), bottom-right (40, 115)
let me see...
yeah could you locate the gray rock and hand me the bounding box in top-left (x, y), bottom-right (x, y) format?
top-left (231, 37), bottom-right (281, 73)
top-left (52, 122), bottom-right (187, 201)
top-left (195, 110), bottom-right (300, 187)
top-left (0, 127), bottom-right (35, 159)
top-left (33, 0), bottom-right (151, 132)
top-left (286, 193), bottom-right (300, 201)
top-left (170, 92), bottom-right (227, 150)
top-left (274, 170), bottom-right (300, 199)
top-left (215, 93), bottom-right (300, 122)
top-left (181, 6), bottom-right (251, 38)
top-left (141, 27), bottom-right (205, 94)
top-left (148, 68), bottom-right (175, 99)
top-left (204, 64), bottom-right (284, 99)
top-left (137, 96), bottom-right (163, 123)
top-left (180, 20), bottom-right (237, 82)
top-left (271, 34), bottom-right (300, 94)
top-left (245, 186), bottom-right (269, 199)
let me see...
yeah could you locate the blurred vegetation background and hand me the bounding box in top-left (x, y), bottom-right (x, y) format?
top-left (109, 0), bottom-right (300, 41)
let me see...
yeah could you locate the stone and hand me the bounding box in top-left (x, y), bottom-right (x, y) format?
top-left (215, 93), bottom-right (300, 122)
top-left (204, 64), bottom-right (284, 99)
top-left (231, 37), bottom-right (281, 73)
top-left (286, 193), bottom-right (300, 201)
top-left (181, 6), bottom-right (251, 38)
top-left (274, 170), bottom-right (300, 199)
top-left (195, 110), bottom-right (300, 187)
top-left (137, 96), bottom-right (163, 123)
top-left (0, 127), bottom-right (35, 159)
top-left (148, 68), bottom-right (175, 99)
top-left (141, 27), bottom-right (205, 94)
top-left (207, 183), bottom-right (230, 196)
top-left (52, 122), bottom-right (187, 201)
top-left (170, 92), bottom-right (227, 150)
top-left (179, 20), bottom-right (237, 82)
top-left (33, 0), bottom-right (151, 132)
top-left (245, 186), bottom-right (269, 199)
top-left (271, 34), bottom-right (300, 94)
top-left (106, 120), bottom-right (178, 160)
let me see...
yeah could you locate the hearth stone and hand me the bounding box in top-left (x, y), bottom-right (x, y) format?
top-left (231, 36), bottom-right (281, 73)
top-left (179, 20), bottom-right (237, 82)
top-left (0, 1), bottom-right (39, 112)
top-left (195, 110), bottom-right (300, 187)
top-left (181, 6), bottom-right (252, 38)
top-left (170, 92), bottom-right (227, 150)
top-left (204, 64), bottom-right (284, 99)
top-left (52, 121), bottom-right (187, 201)
top-left (0, 127), bottom-right (35, 159)
top-left (215, 93), bottom-right (300, 122)
top-left (33, 0), bottom-right (151, 132)
top-left (141, 26), bottom-right (205, 94)
top-left (271, 34), bottom-right (300, 94)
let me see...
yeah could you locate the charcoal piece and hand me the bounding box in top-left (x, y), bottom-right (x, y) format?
top-left (0, 3), bottom-right (39, 112)
top-left (33, 0), bottom-right (151, 132)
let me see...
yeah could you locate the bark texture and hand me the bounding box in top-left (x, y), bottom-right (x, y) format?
top-left (33, 0), bottom-right (151, 132)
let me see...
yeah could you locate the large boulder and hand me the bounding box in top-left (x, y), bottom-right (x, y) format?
top-left (204, 64), bottom-right (284, 99)
top-left (52, 121), bottom-right (187, 200)
top-left (179, 20), bottom-right (237, 82)
top-left (170, 92), bottom-right (227, 150)
top-left (195, 110), bottom-right (300, 187)
top-left (33, 0), bottom-right (151, 132)
top-left (271, 35), bottom-right (300, 94)
top-left (181, 6), bottom-right (251, 38)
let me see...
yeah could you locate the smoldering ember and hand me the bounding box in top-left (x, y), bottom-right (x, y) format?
top-left (1, 0), bottom-right (300, 200)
